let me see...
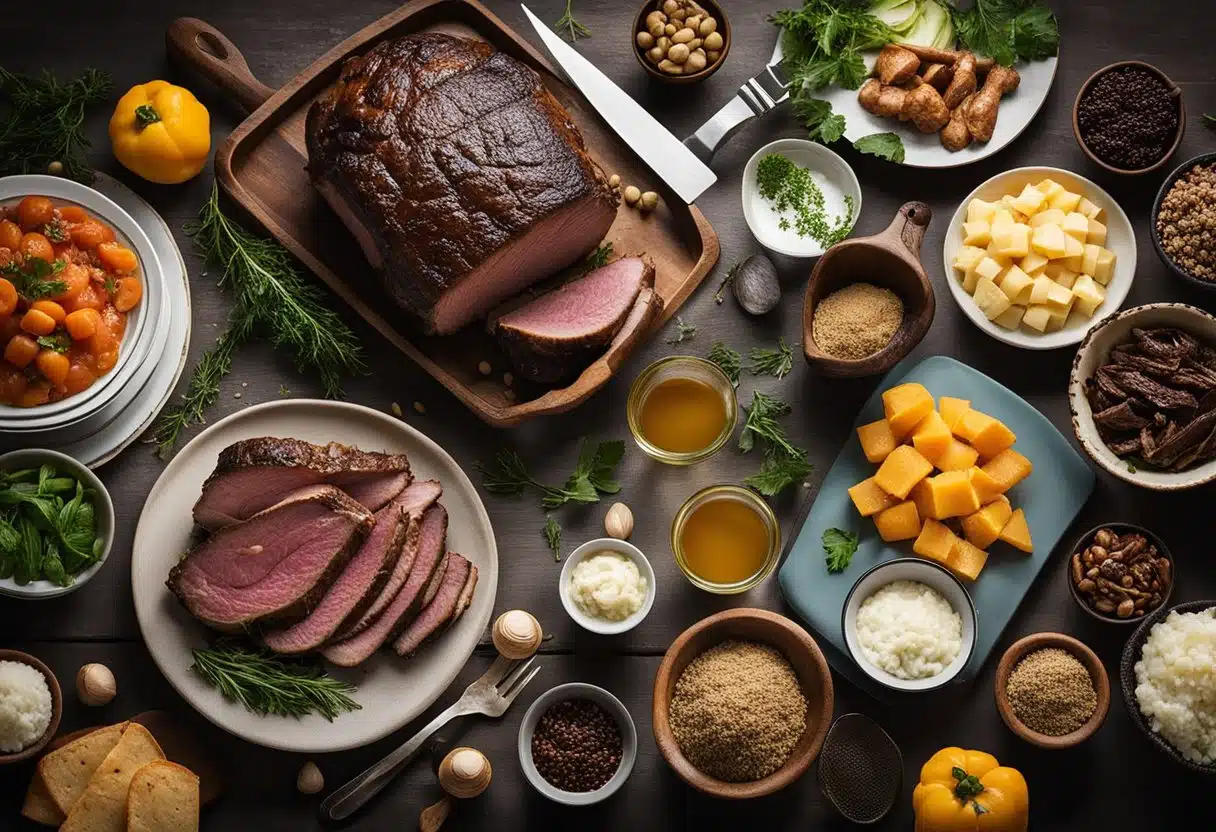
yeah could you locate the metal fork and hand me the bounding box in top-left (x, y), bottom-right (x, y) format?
top-left (320, 656), bottom-right (540, 821)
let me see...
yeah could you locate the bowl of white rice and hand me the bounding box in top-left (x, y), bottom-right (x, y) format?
top-left (1121, 599), bottom-right (1216, 774)
top-left (0, 649), bottom-right (61, 764)
top-left (841, 558), bottom-right (977, 692)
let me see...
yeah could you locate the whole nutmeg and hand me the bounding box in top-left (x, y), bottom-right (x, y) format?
top-left (604, 502), bottom-right (634, 539)
top-left (492, 609), bottom-right (543, 660)
top-left (623, 185), bottom-right (642, 204)
top-left (76, 663), bottom-right (116, 706)
top-left (297, 761), bottom-right (324, 795)
top-left (439, 747), bottom-right (492, 799)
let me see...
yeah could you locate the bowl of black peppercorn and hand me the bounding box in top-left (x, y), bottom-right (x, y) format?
top-left (1073, 61), bottom-right (1185, 176)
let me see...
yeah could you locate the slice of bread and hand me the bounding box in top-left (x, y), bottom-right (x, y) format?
top-left (61, 723), bottom-right (165, 832)
top-left (20, 773), bottom-right (65, 826)
top-left (127, 760), bottom-right (200, 832)
top-left (37, 721), bottom-right (129, 815)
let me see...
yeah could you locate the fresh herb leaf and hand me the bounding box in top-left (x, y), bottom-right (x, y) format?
top-left (43, 219), bottom-right (68, 243)
top-left (477, 439), bottom-right (624, 510)
top-left (822, 527), bottom-right (858, 573)
top-left (36, 333), bottom-right (71, 353)
top-left (853, 132), bottom-right (906, 163)
top-left (791, 91), bottom-right (849, 144)
top-left (744, 445), bottom-right (814, 496)
top-left (951, 0), bottom-right (1059, 66)
top-left (14, 516), bottom-right (41, 585)
top-left (756, 153), bottom-right (854, 245)
top-left (191, 643), bottom-right (361, 720)
top-left (103, 276), bottom-right (117, 295)
top-left (707, 342), bottom-right (742, 387)
top-left (666, 316), bottom-right (697, 345)
top-left (579, 242), bottom-right (613, 276)
top-left (774, 2), bottom-right (893, 94)
top-left (2, 256), bottom-right (68, 300)
top-left (543, 515), bottom-right (562, 562)
top-left (748, 338), bottom-right (794, 379)
top-left (0, 67), bottom-right (112, 182)
top-left (738, 391), bottom-right (812, 495)
top-left (1203, 114), bottom-right (1216, 127)
top-left (739, 391), bottom-right (796, 456)
top-left (553, 0), bottom-right (591, 42)
top-left (42, 541), bottom-right (68, 587)
top-left (476, 450), bottom-right (542, 496)
top-left (151, 328), bottom-right (242, 459)
top-left (714, 261), bottom-right (741, 304)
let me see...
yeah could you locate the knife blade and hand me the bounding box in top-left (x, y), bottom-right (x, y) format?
top-left (520, 4), bottom-right (717, 204)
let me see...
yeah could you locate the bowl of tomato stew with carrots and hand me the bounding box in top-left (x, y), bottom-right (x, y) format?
top-left (0, 176), bottom-right (162, 426)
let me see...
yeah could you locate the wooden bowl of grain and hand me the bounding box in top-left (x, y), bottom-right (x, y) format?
top-left (802, 202), bottom-right (936, 378)
top-left (652, 608), bottom-right (834, 799)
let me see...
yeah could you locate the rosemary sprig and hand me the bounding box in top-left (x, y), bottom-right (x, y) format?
top-left (713, 261), bottom-right (741, 304)
top-left (707, 341), bottom-right (742, 386)
top-left (748, 337), bottom-right (794, 379)
top-left (0, 67), bottom-right (111, 182)
top-left (190, 643), bottom-right (360, 720)
top-left (553, 0), bottom-right (592, 42)
top-left (151, 329), bottom-right (244, 458)
top-left (543, 516), bottom-right (562, 562)
top-left (666, 316), bottom-right (697, 345)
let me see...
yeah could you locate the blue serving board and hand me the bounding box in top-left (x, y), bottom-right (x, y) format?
top-left (778, 356), bottom-right (1095, 699)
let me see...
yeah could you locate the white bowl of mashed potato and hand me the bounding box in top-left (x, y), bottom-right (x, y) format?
top-left (560, 538), bottom-right (656, 635)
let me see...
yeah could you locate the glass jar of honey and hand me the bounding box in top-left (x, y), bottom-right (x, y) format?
top-left (670, 484), bottom-right (781, 593)
top-left (626, 356), bottom-right (737, 465)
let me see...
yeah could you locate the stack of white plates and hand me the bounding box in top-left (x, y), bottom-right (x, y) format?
top-left (0, 175), bottom-right (169, 446)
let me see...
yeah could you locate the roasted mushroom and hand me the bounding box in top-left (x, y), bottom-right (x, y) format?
top-left (964, 65), bottom-right (1021, 143)
top-left (874, 44), bottom-right (921, 85)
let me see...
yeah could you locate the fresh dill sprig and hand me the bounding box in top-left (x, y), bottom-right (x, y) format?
top-left (666, 316), bottom-right (697, 345)
top-left (190, 643), bottom-right (360, 720)
top-left (553, 0), bottom-right (591, 42)
top-left (739, 391), bottom-right (797, 456)
top-left (543, 516), bottom-right (562, 562)
top-left (748, 337), bottom-right (794, 379)
top-left (151, 329), bottom-right (244, 459)
top-left (707, 342), bottom-right (742, 387)
top-left (744, 444), bottom-right (813, 497)
top-left (0, 67), bottom-right (112, 182)
top-left (714, 261), bottom-right (741, 304)
top-left (738, 390), bottom-right (812, 495)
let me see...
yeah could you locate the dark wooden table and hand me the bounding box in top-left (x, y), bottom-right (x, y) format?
top-left (3, 1), bottom-right (1214, 828)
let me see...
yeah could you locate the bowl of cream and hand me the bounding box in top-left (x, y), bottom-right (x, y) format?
top-left (559, 538), bottom-right (656, 635)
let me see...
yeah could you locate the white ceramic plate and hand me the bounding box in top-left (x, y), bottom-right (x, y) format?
top-left (942, 166), bottom-right (1136, 350)
top-left (1069, 303), bottom-right (1216, 491)
top-left (0, 175), bottom-right (165, 427)
top-left (131, 400), bottom-right (499, 752)
top-left (741, 138), bottom-right (861, 258)
top-left (820, 56), bottom-right (1057, 168)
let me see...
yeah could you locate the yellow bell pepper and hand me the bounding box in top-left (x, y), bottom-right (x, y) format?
top-left (912, 747), bottom-right (1028, 832)
top-left (109, 81), bottom-right (211, 184)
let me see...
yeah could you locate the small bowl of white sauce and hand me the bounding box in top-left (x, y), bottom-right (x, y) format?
top-left (559, 538), bottom-right (656, 635)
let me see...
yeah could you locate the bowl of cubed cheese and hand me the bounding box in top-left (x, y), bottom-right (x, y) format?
top-left (942, 167), bottom-right (1136, 350)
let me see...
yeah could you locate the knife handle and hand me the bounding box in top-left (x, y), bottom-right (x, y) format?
top-left (684, 63), bottom-right (791, 161)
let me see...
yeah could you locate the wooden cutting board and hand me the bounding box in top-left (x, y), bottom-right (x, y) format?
top-left (166, 0), bottom-right (719, 427)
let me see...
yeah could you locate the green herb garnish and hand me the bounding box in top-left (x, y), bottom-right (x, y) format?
top-left (853, 132), bottom-right (906, 163)
top-left (748, 338), bottom-right (794, 379)
top-left (666, 316), bottom-right (697, 345)
top-left (36, 333), bottom-right (71, 353)
top-left (950, 0), bottom-right (1059, 66)
top-left (190, 643), bottom-right (360, 720)
top-left (0, 467), bottom-right (102, 586)
top-left (792, 92), bottom-right (847, 144)
top-left (579, 242), bottom-right (613, 276)
top-left (42, 220), bottom-right (68, 243)
top-left (543, 515), bottom-right (562, 562)
top-left (707, 342), bottom-right (742, 387)
top-left (2, 257), bottom-right (67, 300)
top-left (0, 67), bottom-right (111, 182)
top-left (756, 153), bottom-right (854, 246)
top-left (553, 0), bottom-right (591, 42)
top-left (822, 527), bottom-right (858, 573)
top-left (134, 103), bottom-right (160, 127)
top-left (738, 391), bottom-right (813, 496)
top-left (714, 261), bottom-right (741, 304)
top-left (477, 438), bottom-right (624, 509)
top-left (745, 445), bottom-right (814, 497)
top-left (151, 329), bottom-right (240, 459)
top-left (1203, 114), bottom-right (1216, 127)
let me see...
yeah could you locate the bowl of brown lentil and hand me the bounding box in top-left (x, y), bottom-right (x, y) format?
top-left (1152, 153), bottom-right (1216, 292)
top-left (651, 608), bottom-right (834, 799)
top-left (994, 632), bottom-right (1110, 750)
top-left (1072, 61), bottom-right (1185, 176)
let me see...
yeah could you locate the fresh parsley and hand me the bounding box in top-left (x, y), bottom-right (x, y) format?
top-left (744, 445), bottom-right (814, 497)
top-left (951, 0), bottom-right (1060, 66)
top-left (543, 516), bottom-right (562, 562)
top-left (822, 527), bottom-right (859, 573)
top-left (476, 438), bottom-right (624, 510)
top-left (707, 341), bottom-right (742, 387)
top-left (792, 92), bottom-right (847, 144)
top-left (853, 132), bottom-right (906, 163)
top-left (666, 316), bottom-right (697, 345)
top-left (2, 256), bottom-right (68, 300)
top-left (36, 333), bottom-right (70, 353)
top-left (42, 219), bottom-right (67, 243)
top-left (748, 338), bottom-right (794, 379)
top-left (738, 391), bottom-right (813, 496)
top-left (579, 242), bottom-right (612, 276)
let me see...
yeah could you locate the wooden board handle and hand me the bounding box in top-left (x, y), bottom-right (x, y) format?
top-left (166, 17), bottom-right (276, 113)
top-left (877, 201), bottom-right (932, 261)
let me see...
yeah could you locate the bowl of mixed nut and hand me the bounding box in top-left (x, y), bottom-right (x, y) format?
top-left (1066, 523), bottom-right (1173, 624)
top-left (633, 0), bottom-right (730, 83)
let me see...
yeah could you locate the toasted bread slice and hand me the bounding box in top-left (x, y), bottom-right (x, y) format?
top-left (37, 721), bottom-right (129, 815)
top-left (61, 723), bottom-right (165, 832)
top-left (20, 773), bottom-right (65, 826)
top-left (127, 760), bottom-right (200, 832)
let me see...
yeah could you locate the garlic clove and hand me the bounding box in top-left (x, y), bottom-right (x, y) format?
top-left (438, 747), bottom-right (492, 799)
top-left (604, 502), bottom-right (634, 540)
top-left (492, 610), bottom-right (543, 660)
top-left (297, 761), bottom-right (324, 794)
top-left (76, 663), bottom-right (117, 707)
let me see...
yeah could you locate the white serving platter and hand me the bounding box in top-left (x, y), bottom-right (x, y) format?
top-left (131, 400), bottom-right (499, 752)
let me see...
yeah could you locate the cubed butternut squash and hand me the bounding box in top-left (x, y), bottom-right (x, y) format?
top-left (911, 410), bottom-right (953, 460)
top-left (913, 518), bottom-right (960, 566)
top-left (874, 501), bottom-right (922, 542)
top-left (947, 538), bottom-right (989, 581)
top-left (909, 479), bottom-right (941, 521)
top-left (980, 448), bottom-right (1033, 492)
top-left (939, 397), bottom-right (971, 431)
top-left (926, 470), bottom-right (981, 518)
top-left (961, 497), bottom-right (1013, 549)
top-left (955, 410), bottom-right (1016, 459)
top-left (848, 476), bottom-right (901, 517)
top-left (873, 445), bottom-right (934, 499)
top-left (998, 508), bottom-right (1034, 553)
top-left (925, 437), bottom-right (981, 472)
top-left (882, 383), bottom-right (935, 439)
top-left (857, 419), bottom-right (897, 464)
top-left (967, 466), bottom-right (1005, 505)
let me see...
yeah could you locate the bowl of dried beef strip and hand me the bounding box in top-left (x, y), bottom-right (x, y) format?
top-left (1069, 303), bottom-right (1216, 490)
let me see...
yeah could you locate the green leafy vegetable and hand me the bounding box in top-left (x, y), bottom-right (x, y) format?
top-left (43, 219), bottom-right (68, 243)
top-left (714, 261), bottom-right (741, 304)
top-left (0, 466), bottom-right (101, 584)
top-left (950, 0), bottom-right (1059, 66)
top-left (792, 92), bottom-right (847, 143)
top-left (191, 643), bottom-right (361, 720)
top-left (822, 527), bottom-right (859, 573)
top-left (543, 516), bottom-right (562, 562)
top-left (744, 445), bottom-right (814, 497)
top-left (853, 132), bottom-right (906, 163)
top-left (0, 67), bottom-right (112, 182)
top-left (756, 153), bottom-right (854, 245)
top-left (476, 439), bottom-right (624, 510)
top-left (739, 391), bottom-right (797, 456)
top-left (738, 391), bottom-right (813, 495)
top-left (748, 338), bottom-right (794, 379)
top-left (707, 342), bottom-right (742, 387)
top-left (553, 0), bottom-right (591, 42)
top-left (666, 316), bottom-right (697, 345)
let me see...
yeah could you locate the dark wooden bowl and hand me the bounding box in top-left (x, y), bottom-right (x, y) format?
top-left (0, 649), bottom-right (62, 764)
top-left (633, 0), bottom-right (730, 85)
top-left (1120, 600), bottom-right (1216, 775)
top-left (1064, 523), bottom-right (1175, 625)
top-left (652, 608), bottom-right (834, 799)
top-left (994, 633), bottom-right (1110, 750)
top-left (1150, 152), bottom-right (1216, 293)
top-left (802, 202), bottom-right (935, 378)
top-left (1072, 60), bottom-right (1185, 176)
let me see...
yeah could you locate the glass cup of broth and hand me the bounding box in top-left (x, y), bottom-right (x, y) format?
top-left (670, 484), bottom-right (781, 593)
top-left (626, 356), bottom-right (737, 465)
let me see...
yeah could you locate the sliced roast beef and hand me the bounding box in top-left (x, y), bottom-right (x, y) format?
top-left (321, 503), bottom-right (448, 667)
top-left (491, 256), bottom-right (657, 384)
top-left (329, 480), bottom-right (443, 641)
top-left (193, 438), bottom-right (410, 530)
top-left (168, 485), bottom-right (374, 632)
top-left (305, 33), bottom-right (618, 335)
top-left (393, 555), bottom-right (478, 656)
top-left (261, 502), bottom-right (410, 655)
